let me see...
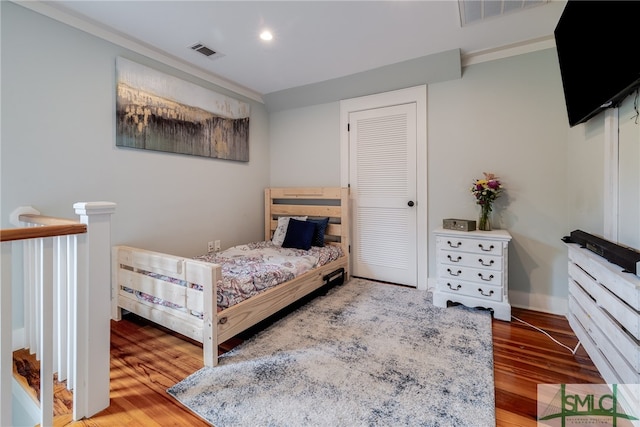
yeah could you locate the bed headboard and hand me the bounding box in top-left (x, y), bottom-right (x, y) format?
top-left (265, 187), bottom-right (350, 255)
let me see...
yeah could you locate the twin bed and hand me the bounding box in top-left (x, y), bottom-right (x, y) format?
top-left (111, 187), bottom-right (350, 366)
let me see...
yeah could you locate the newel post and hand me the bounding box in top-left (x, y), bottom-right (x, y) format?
top-left (72, 202), bottom-right (116, 420)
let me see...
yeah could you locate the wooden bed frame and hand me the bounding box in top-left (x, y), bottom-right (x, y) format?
top-left (112, 187), bottom-right (350, 366)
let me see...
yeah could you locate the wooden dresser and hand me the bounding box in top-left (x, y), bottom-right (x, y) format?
top-left (566, 243), bottom-right (640, 385)
top-left (433, 228), bottom-right (512, 321)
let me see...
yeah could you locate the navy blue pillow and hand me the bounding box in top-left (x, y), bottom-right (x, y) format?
top-left (307, 217), bottom-right (330, 247)
top-left (282, 219), bottom-right (316, 250)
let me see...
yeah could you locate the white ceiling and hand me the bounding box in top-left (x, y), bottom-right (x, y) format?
top-left (41, 0), bottom-right (567, 96)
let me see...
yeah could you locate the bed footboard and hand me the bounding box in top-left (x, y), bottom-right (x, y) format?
top-left (112, 187), bottom-right (349, 367)
top-left (111, 245), bottom-right (221, 366)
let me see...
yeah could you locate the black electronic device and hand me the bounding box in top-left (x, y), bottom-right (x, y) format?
top-left (562, 230), bottom-right (640, 275)
top-left (554, 1), bottom-right (640, 127)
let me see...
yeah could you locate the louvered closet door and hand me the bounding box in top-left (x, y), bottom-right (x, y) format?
top-left (349, 103), bottom-right (417, 286)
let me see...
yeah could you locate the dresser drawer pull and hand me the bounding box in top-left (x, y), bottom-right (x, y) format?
top-left (447, 268), bottom-right (462, 276)
top-left (478, 243), bottom-right (494, 252)
top-left (478, 258), bottom-right (494, 267)
top-left (478, 288), bottom-right (494, 297)
top-left (447, 283), bottom-right (462, 291)
top-left (478, 273), bottom-right (494, 281)
top-left (448, 255), bottom-right (462, 263)
top-left (447, 240), bottom-right (462, 248)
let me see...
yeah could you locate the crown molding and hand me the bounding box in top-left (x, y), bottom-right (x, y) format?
top-left (14, 0), bottom-right (556, 102)
top-left (12, 0), bottom-right (264, 104)
top-left (462, 35), bottom-right (556, 67)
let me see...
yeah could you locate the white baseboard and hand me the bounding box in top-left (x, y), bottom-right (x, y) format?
top-left (509, 290), bottom-right (568, 316)
top-left (425, 277), bottom-right (436, 293)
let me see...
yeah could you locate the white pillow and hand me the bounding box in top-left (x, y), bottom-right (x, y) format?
top-left (271, 216), bottom-right (307, 246)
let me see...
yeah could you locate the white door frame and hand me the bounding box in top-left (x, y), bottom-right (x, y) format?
top-left (340, 85), bottom-right (428, 289)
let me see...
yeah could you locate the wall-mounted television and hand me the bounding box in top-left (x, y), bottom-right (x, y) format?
top-left (554, 1), bottom-right (640, 127)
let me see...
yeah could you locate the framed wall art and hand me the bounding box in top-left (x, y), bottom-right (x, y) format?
top-left (115, 57), bottom-right (250, 161)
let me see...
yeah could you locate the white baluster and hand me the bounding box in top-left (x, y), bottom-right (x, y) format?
top-left (55, 236), bottom-right (68, 382)
top-left (25, 237), bottom-right (36, 354)
top-left (39, 238), bottom-right (54, 427)
top-left (1, 242), bottom-right (13, 426)
top-left (66, 235), bottom-right (77, 392)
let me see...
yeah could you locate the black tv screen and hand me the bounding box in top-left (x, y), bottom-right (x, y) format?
top-left (554, 1), bottom-right (640, 127)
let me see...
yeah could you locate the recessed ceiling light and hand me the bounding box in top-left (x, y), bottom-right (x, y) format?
top-left (260, 30), bottom-right (273, 41)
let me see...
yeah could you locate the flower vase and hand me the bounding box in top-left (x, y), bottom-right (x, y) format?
top-left (478, 205), bottom-right (492, 231)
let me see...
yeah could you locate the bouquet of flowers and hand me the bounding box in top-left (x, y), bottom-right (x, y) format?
top-left (471, 172), bottom-right (503, 230)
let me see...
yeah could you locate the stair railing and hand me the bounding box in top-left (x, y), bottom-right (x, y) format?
top-left (1, 202), bottom-right (116, 426)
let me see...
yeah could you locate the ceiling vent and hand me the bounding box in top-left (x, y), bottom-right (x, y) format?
top-left (458, 0), bottom-right (549, 26)
top-left (189, 42), bottom-right (222, 59)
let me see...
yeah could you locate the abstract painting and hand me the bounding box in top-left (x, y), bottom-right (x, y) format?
top-left (115, 57), bottom-right (250, 161)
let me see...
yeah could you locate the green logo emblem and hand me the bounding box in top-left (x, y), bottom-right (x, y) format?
top-left (538, 384), bottom-right (639, 426)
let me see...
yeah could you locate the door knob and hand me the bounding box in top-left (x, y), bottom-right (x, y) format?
top-left (407, 201), bottom-right (415, 207)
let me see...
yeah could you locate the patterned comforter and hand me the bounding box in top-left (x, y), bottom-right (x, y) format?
top-left (131, 241), bottom-right (343, 314)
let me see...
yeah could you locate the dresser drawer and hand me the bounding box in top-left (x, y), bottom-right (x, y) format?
top-left (439, 264), bottom-right (502, 286)
top-left (437, 235), bottom-right (503, 256)
top-left (438, 250), bottom-right (503, 271)
top-left (437, 279), bottom-right (503, 302)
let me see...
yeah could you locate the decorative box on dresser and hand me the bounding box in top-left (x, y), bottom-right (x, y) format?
top-left (566, 243), bottom-right (640, 387)
top-left (433, 227), bottom-right (512, 321)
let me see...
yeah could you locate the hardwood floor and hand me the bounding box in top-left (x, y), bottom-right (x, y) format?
top-left (493, 308), bottom-right (602, 426)
top-left (17, 304), bottom-right (603, 426)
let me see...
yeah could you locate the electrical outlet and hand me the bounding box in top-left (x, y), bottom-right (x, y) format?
top-left (208, 241), bottom-right (215, 252)
top-left (214, 240), bottom-right (221, 251)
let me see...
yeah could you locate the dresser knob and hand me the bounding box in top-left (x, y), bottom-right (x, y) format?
top-left (478, 288), bottom-right (494, 297)
top-left (447, 283), bottom-right (462, 291)
top-left (447, 240), bottom-right (462, 248)
top-left (478, 273), bottom-right (494, 281)
top-left (448, 255), bottom-right (462, 263)
top-left (478, 243), bottom-right (494, 252)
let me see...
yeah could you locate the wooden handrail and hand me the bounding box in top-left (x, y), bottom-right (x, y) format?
top-left (18, 213), bottom-right (80, 226)
top-left (0, 214), bottom-right (87, 242)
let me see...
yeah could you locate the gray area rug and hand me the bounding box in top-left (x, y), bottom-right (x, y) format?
top-left (167, 278), bottom-right (495, 426)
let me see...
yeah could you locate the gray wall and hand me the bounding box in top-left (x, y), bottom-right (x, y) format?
top-left (617, 98), bottom-right (640, 250)
top-left (1, 2), bottom-right (270, 329)
top-left (1, 2), bottom-right (271, 257)
top-left (268, 48), bottom-right (575, 313)
top-left (266, 48), bottom-right (639, 314)
top-left (566, 95), bottom-right (640, 252)
top-left (429, 50), bottom-right (571, 312)
top-left (270, 102), bottom-right (341, 187)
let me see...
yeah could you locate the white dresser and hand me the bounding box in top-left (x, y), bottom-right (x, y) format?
top-left (566, 243), bottom-right (640, 385)
top-left (433, 227), bottom-right (512, 321)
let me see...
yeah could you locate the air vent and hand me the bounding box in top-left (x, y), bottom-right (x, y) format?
top-left (189, 42), bottom-right (217, 57)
